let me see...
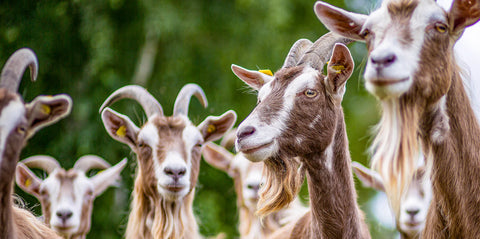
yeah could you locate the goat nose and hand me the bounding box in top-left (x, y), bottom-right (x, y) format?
top-left (237, 126), bottom-right (256, 141)
top-left (164, 167), bottom-right (186, 180)
top-left (406, 209), bottom-right (420, 217)
top-left (370, 53), bottom-right (396, 68)
top-left (56, 210), bottom-right (73, 221)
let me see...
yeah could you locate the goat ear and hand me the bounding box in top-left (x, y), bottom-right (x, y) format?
top-left (202, 142), bottom-right (235, 175)
top-left (352, 161), bottom-right (386, 192)
top-left (101, 107), bottom-right (140, 149)
top-left (16, 163), bottom-right (43, 197)
top-left (25, 94), bottom-right (72, 139)
top-left (325, 43), bottom-right (354, 101)
top-left (231, 64), bottom-right (274, 91)
top-left (90, 158), bottom-right (127, 196)
top-left (449, 0), bottom-right (480, 36)
top-left (198, 110), bottom-right (237, 142)
top-left (314, 1), bottom-right (367, 41)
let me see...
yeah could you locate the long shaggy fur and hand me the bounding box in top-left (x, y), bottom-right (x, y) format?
top-left (13, 206), bottom-right (62, 239)
top-left (257, 156), bottom-right (305, 216)
top-left (370, 98), bottom-right (421, 215)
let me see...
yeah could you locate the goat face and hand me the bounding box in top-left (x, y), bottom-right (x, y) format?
top-left (398, 168), bottom-right (432, 237)
top-left (202, 142), bottom-right (264, 210)
top-left (315, 0), bottom-right (480, 100)
top-left (16, 156), bottom-right (126, 237)
top-left (234, 43), bottom-right (354, 162)
top-left (100, 84), bottom-right (236, 202)
top-left (136, 116), bottom-right (204, 201)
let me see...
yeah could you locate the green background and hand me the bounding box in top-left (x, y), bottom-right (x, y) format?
top-left (2, 0), bottom-right (397, 238)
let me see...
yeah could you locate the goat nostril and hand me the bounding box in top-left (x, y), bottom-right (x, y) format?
top-left (56, 210), bottom-right (73, 220)
top-left (406, 209), bottom-right (420, 216)
top-left (237, 126), bottom-right (256, 140)
top-left (371, 53), bottom-right (396, 67)
top-left (164, 167), bottom-right (186, 178)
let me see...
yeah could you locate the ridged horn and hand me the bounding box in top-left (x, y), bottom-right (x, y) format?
top-left (173, 83), bottom-right (208, 116)
top-left (0, 48), bottom-right (38, 92)
top-left (74, 155), bottom-right (111, 172)
top-left (99, 85), bottom-right (163, 118)
top-left (282, 39), bottom-right (313, 68)
top-left (297, 32), bottom-right (353, 69)
top-left (22, 155), bottom-right (60, 174)
top-left (220, 128), bottom-right (237, 150)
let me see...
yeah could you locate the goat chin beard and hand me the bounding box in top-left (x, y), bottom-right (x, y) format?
top-left (370, 99), bottom-right (421, 215)
top-left (256, 155), bottom-right (305, 217)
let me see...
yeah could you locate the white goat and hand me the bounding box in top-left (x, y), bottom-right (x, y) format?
top-left (100, 84), bottom-right (236, 239)
top-left (0, 48), bottom-right (72, 239)
top-left (15, 155), bottom-right (127, 239)
top-left (352, 158), bottom-right (432, 239)
top-left (202, 129), bottom-right (308, 239)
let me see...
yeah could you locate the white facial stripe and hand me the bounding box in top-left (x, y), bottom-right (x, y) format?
top-left (0, 99), bottom-right (25, 164)
top-left (139, 122), bottom-right (159, 147)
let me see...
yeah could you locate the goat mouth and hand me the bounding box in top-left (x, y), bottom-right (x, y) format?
top-left (369, 77), bottom-right (409, 86)
top-left (241, 141), bottom-right (274, 155)
top-left (165, 185), bottom-right (185, 192)
top-left (404, 221), bottom-right (421, 228)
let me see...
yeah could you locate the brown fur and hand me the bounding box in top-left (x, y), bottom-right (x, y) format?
top-left (244, 64), bottom-right (370, 238)
top-left (0, 91), bottom-right (61, 239)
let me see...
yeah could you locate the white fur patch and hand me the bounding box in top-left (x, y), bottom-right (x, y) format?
top-left (0, 98), bottom-right (25, 167)
top-left (324, 142), bottom-right (334, 172)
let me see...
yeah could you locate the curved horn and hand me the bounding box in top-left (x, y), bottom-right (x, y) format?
top-left (74, 155), bottom-right (111, 172)
top-left (283, 39), bottom-right (313, 68)
top-left (0, 48), bottom-right (38, 92)
top-left (99, 85), bottom-right (163, 118)
top-left (297, 32), bottom-right (353, 69)
top-left (21, 155), bottom-right (60, 174)
top-left (173, 83), bottom-right (208, 116)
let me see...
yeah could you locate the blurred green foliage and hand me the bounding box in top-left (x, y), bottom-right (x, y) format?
top-left (1, 0), bottom-right (397, 238)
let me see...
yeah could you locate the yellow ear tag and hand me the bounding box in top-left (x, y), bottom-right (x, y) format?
top-left (25, 178), bottom-right (32, 188)
top-left (332, 65), bottom-right (345, 74)
top-left (116, 125), bottom-right (127, 137)
top-left (41, 104), bottom-right (51, 115)
top-left (258, 69), bottom-right (273, 76)
top-left (207, 124), bottom-right (216, 134)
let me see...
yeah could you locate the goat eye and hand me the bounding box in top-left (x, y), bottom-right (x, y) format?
top-left (304, 89), bottom-right (317, 98)
top-left (16, 126), bottom-right (26, 134)
top-left (435, 23), bottom-right (447, 33)
top-left (360, 29), bottom-right (370, 38)
top-left (138, 142), bottom-right (145, 148)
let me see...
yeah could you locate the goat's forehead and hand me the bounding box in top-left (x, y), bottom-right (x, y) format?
top-left (369, 0), bottom-right (444, 27)
top-left (258, 66), bottom-right (319, 101)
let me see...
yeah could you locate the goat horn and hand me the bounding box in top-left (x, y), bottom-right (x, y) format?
top-left (0, 48), bottom-right (38, 92)
top-left (99, 85), bottom-right (163, 118)
top-left (282, 39), bottom-right (313, 68)
top-left (74, 155), bottom-right (111, 172)
top-left (173, 83), bottom-right (208, 116)
top-left (21, 155), bottom-right (60, 174)
top-left (297, 32), bottom-right (353, 70)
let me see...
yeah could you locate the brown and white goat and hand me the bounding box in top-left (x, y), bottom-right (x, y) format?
top-left (0, 48), bottom-right (72, 239)
top-left (202, 130), bottom-right (308, 239)
top-left (353, 158), bottom-right (432, 239)
top-left (233, 34), bottom-right (370, 238)
top-left (15, 155), bottom-right (127, 239)
top-left (316, 0), bottom-right (480, 237)
top-left (100, 84), bottom-right (236, 239)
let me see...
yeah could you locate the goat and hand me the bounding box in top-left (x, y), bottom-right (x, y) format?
top-left (202, 129), bottom-right (308, 239)
top-left (0, 48), bottom-right (72, 239)
top-left (352, 158), bottom-right (432, 239)
top-left (99, 84), bottom-right (236, 239)
top-left (233, 34), bottom-right (370, 238)
top-left (315, 0), bottom-right (480, 237)
top-left (14, 155), bottom-right (127, 239)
